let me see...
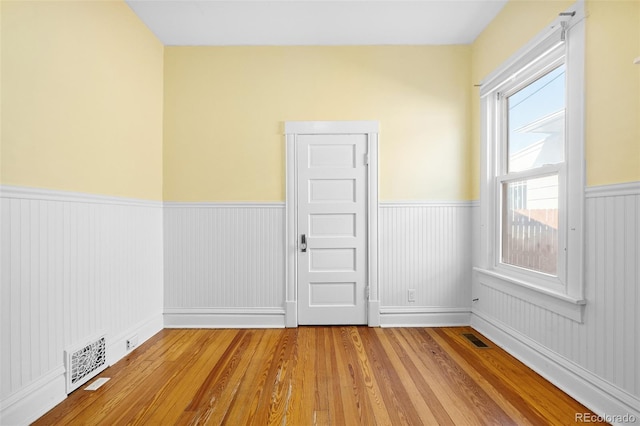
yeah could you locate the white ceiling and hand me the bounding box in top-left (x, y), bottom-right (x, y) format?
top-left (125, 0), bottom-right (507, 46)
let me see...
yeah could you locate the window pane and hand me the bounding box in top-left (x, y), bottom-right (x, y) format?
top-left (502, 175), bottom-right (558, 275)
top-left (507, 65), bottom-right (565, 173)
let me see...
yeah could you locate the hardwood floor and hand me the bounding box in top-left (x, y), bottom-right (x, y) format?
top-left (34, 327), bottom-right (604, 425)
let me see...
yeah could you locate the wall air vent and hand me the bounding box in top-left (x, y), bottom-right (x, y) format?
top-left (64, 335), bottom-right (108, 394)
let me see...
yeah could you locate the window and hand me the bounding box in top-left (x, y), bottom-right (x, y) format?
top-left (477, 4), bottom-right (585, 319)
top-left (498, 54), bottom-right (565, 281)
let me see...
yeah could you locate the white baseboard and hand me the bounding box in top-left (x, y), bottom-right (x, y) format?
top-left (471, 312), bottom-right (640, 425)
top-left (0, 366), bottom-right (66, 426)
top-left (108, 313), bottom-right (164, 365)
top-left (379, 307), bottom-right (471, 327)
top-left (163, 308), bottom-right (286, 328)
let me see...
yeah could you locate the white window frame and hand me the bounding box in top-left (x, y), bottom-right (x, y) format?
top-left (475, 2), bottom-right (586, 322)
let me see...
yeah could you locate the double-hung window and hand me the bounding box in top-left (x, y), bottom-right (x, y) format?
top-left (477, 3), bottom-right (585, 320)
top-left (498, 46), bottom-right (567, 290)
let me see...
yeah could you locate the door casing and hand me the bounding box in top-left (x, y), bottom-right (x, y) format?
top-left (284, 121), bottom-right (380, 327)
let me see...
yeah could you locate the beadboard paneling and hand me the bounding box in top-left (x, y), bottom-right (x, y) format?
top-left (0, 187), bottom-right (164, 421)
top-left (379, 202), bottom-right (473, 322)
top-left (165, 202), bottom-right (472, 327)
top-left (472, 185), bottom-right (640, 412)
top-left (163, 204), bottom-right (285, 318)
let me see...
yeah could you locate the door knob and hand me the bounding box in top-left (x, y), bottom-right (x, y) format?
top-left (300, 234), bottom-right (307, 252)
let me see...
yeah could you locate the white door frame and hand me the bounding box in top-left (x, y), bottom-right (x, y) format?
top-left (284, 121), bottom-right (380, 327)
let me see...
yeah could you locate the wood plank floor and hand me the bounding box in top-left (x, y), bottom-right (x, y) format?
top-left (34, 327), bottom-right (604, 425)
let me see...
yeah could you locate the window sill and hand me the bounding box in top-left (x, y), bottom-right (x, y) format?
top-left (473, 267), bottom-right (585, 323)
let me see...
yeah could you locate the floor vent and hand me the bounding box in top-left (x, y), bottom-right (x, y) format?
top-left (462, 333), bottom-right (489, 348)
top-left (65, 335), bottom-right (108, 394)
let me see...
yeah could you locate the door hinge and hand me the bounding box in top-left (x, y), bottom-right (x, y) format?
top-left (365, 286), bottom-right (370, 299)
top-left (364, 153), bottom-right (369, 165)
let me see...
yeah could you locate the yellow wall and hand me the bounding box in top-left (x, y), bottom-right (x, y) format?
top-left (585, 0), bottom-right (640, 186)
top-left (164, 46), bottom-right (472, 202)
top-left (0, 2), bottom-right (3, 188)
top-left (5, 0), bottom-right (635, 202)
top-left (471, 0), bottom-right (640, 197)
top-left (1, 0), bottom-right (164, 200)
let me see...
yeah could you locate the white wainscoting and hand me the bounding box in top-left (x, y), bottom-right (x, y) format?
top-left (163, 203), bottom-right (286, 328)
top-left (164, 201), bottom-right (474, 328)
top-left (0, 186), bottom-right (164, 426)
top-left (379, 201), bottom-right (474, 326)
top-left (472, 182), bottom-right (640, 423)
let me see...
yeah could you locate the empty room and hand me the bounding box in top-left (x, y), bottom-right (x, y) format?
top-left (1, 0), bottom-right (639, 424)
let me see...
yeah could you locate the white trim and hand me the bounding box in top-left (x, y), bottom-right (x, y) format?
top-left (379, 307), bottom-right (471, 327)
top-left (474, 267), bottom-right (585, 322)
top-left (163, 201), bottom-right (285, 208)
top-left (0, 185), bottom-right (162, 208)
top-left (471, 312), bottom-right (640, 425)
top-left (367, 131), bottom-right (380, 322)
top-left (284, 120), bottom-right (379, 135)
top-left (285, 132), bottom-right (298, 327)
top-left (563, 5), bottom-right (586, 302)
top-left (284, 120), bottom-right (379, 327)
top-left (585, 181), bottom-right (640, 198)
top-left (163, 308), bottom-right (286, 328)
top-left (0, 366), bottom-right (66, 426)
top-left (379, 200), bottom-right (476, 208)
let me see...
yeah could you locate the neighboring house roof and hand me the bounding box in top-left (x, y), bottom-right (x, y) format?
top-left (511, 109), bottom-right (565, 171)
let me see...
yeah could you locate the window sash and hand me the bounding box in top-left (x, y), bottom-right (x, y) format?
top-left (493, 53), bottom-right (569, 287)
top-left (497, 164), bottom-right (562, 183)
top-left (494, 168), bottom-right (567, 291)
top-left (496, 56), bottom-right (567, 177)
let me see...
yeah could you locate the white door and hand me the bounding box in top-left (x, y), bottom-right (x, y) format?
top-left (297, 133), bottom-right (368, 325)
